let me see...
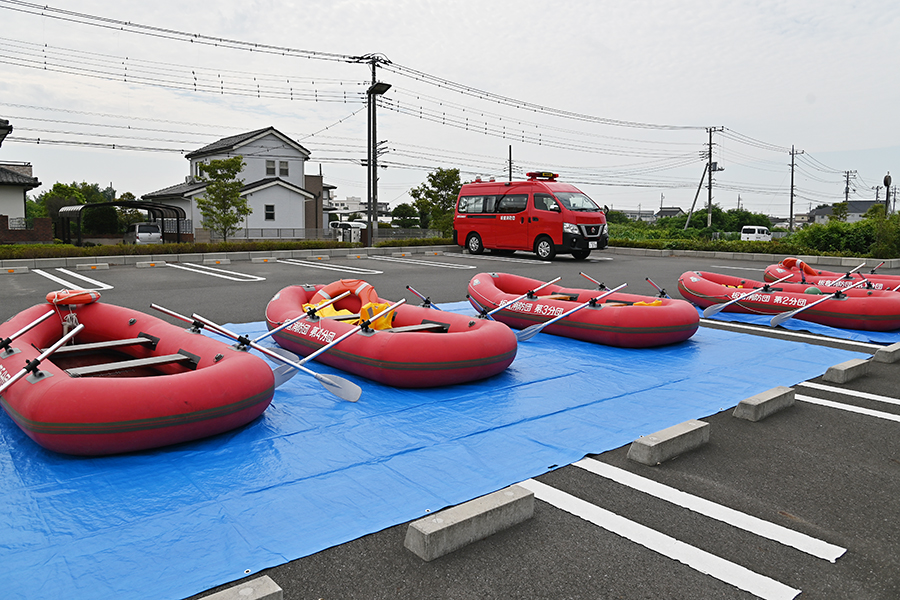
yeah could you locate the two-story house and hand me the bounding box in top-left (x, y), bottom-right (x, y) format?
top-left (143, 127), bottom-right (325, 239)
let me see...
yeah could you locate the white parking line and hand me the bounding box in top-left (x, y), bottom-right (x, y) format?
top-left (575, 458), bottom-right (845, 562)
top-left (32, 268), bottom-right (114, 290)
top-left (167, 263), bottom-right (266, 282)
top-left (796, 394), bottom-right (900, 423)
top-left (455, 254), bottom-right (545, 264)
top-left (518, 478), bottom-right (801, 600)
top-left (368, 256), bottom-right (475, 269)
top-left (277, 258), bottom-right (383, 275)
top-left (797, 382), bottom-right (900, 408)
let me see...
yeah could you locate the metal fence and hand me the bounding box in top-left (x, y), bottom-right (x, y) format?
top-left (208, 227), bottom-right (443, 242)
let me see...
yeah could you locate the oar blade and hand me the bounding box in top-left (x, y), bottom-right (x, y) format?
top-left (314, 372), bottom-right (361, 402)
top-left (515, 324), bottom-right (544, 342)
top-left (769, 310), bottom-right (798, 327)
top-left (272, 364), bottom-right (298, 388)
top-left (702, 303), bottom-right (728, 318)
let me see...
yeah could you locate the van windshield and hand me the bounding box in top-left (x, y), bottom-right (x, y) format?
top-left (554, 192), bottom-right (601, 212)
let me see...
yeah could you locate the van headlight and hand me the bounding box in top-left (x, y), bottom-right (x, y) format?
top-left (563, 222), bottom-right (579, 235)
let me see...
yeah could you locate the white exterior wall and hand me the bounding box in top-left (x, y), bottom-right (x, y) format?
top-left (0, 187), bottom-right (25, 218)
top-left (186, 185), bottom-right (307, 229)
top-left (244, 185), bottom-right (306, 228)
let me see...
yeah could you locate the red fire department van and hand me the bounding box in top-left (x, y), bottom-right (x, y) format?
top-left (453, 172), bottom-right (609, 260)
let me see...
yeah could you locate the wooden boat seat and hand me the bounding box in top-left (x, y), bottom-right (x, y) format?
top-left (67, 353), bottom-right (194, 377)
top-left (53, 337), bottom-right (155, 355)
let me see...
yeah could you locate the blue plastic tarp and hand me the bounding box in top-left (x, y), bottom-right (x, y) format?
top-left (0, 302), bottom-right (867, 599)
top-left (700, 306), bottom-right (900, 344)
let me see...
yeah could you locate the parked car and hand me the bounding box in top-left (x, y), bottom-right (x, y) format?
top-left (740, 226), bottom-right (771, 242)
top-left (124, 222), bottom-right (163, 245)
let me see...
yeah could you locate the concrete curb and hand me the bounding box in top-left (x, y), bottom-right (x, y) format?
top-left (627, 419), bottom-right (710, 465)
top-left (200, 575), bottom-right (281, 600)
top-left (404, 485), bottom-right (534, 561)
top-left (733, 386), bottom-right (795, 421)
top-left (823, 358), bottom-right (870, 383)
top-left (136, 261), bottom-right (167, 268)
top-left (873, 342), bottom-right (900, 363)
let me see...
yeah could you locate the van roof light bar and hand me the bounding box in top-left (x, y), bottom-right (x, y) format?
top-left (526, 171), bottom-right (558, 181)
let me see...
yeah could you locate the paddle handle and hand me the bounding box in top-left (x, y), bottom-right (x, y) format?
top-left (406, 285), bottom-right (441, 310)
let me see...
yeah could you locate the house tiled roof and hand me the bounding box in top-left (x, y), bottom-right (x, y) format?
top-left (185, 127), bottom-right (310, 159)
top-left (185, 128), bottom-right (271, 159)
top-left (0, 166), bottom-right (40, 189)
top-left (142, 180), bottom-right (206, 200)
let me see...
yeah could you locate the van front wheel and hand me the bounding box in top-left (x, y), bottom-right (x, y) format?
top-left (466, 233), bottom-right (484, 254)
top-left (571, 249), bottom-right (591, 260)
top-left (534, 236), bottom-right (556, 261)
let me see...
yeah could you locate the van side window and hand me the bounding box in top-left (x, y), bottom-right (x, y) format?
top-left (534, 194), bottom-right (558, 212)
top-left (457, 195), bottom-right (497, 214)
top-left (496, 194), bottom-right (527, 214)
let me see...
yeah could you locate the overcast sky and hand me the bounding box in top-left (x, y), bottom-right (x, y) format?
top-left (2, 0), bottom-right (899, 218)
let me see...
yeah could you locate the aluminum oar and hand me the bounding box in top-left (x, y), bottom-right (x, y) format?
top-left (702, 274), bottom-right (794, 318)
top-left (516, 283), bottom-right (627, 342)
top-left (770, 279), bottom-right (867, 327)
top-left (0, 324), bottom-right (84, 395)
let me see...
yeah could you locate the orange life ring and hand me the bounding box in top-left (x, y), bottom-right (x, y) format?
top-left (778, 257), bottom-right (817, 276)
top-left (309, 279), bottom-right (379, 307)
top-left (46, 289), bottom-right (101, 306)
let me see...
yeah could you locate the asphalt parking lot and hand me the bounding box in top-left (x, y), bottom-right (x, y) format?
top-left (2, 247), bottom-right (899, 600)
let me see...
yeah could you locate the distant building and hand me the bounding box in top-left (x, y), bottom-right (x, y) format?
top-left (622, 209), bottom-right (656, 223)
top-left (0, 162), bottom-right (41, 220)
top-left (656, 206), bottom-right (685, 219)
top-left (808, 200), bottom-right (876, 225)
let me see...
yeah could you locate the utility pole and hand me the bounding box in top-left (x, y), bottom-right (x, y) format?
top-left (706, 127), bottom-right (724, 228)
top-left (885, 172), bottom-right (892, 215)
top-left (844, 170), bottom-right (857, 203)
top-left (789, 146), bottom-right (804, 232)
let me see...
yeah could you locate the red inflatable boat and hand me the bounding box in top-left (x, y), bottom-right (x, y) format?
top-left (0, 293), bottom-right (275, 456)
top-left (764, 257), bottom-right (900, 290)
top-left (678, 270), bottom-right (900, 331)
top-left (466, 272), bottom-right (699, 347)
top-left (265, 280), bottom-right (517, 387)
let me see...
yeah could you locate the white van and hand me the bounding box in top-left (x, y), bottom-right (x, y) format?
top-left (124, 222), bottom-right (163, 245)
top-left (740, 226), bottom-right (771, 242)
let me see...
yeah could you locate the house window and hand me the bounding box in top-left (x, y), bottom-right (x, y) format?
top-left (265, 205), bottom-right (275, 221)
top-left (279, 161), bottom-right (289, 177)
top-left (266, 160), bottom-right (276, 176)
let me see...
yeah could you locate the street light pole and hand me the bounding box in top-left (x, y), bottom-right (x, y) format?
top-left (885, 172), bottom-right (892, 215)
top-left (366, 60), bottom-right (391, 248)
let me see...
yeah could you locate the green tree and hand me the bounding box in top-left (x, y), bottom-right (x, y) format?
top-left (409, 168), bottom-right (462, 236)
top-left (196, 156), bottom-right (249, 242)
top-left (604, 210), bottom-right (631, 224)
top-left (391, 203), bottom-right (419, 228)
top-left (829, 202), bottom-right (849, 222)
top-left (34, 183), bottom-right (86, 224)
